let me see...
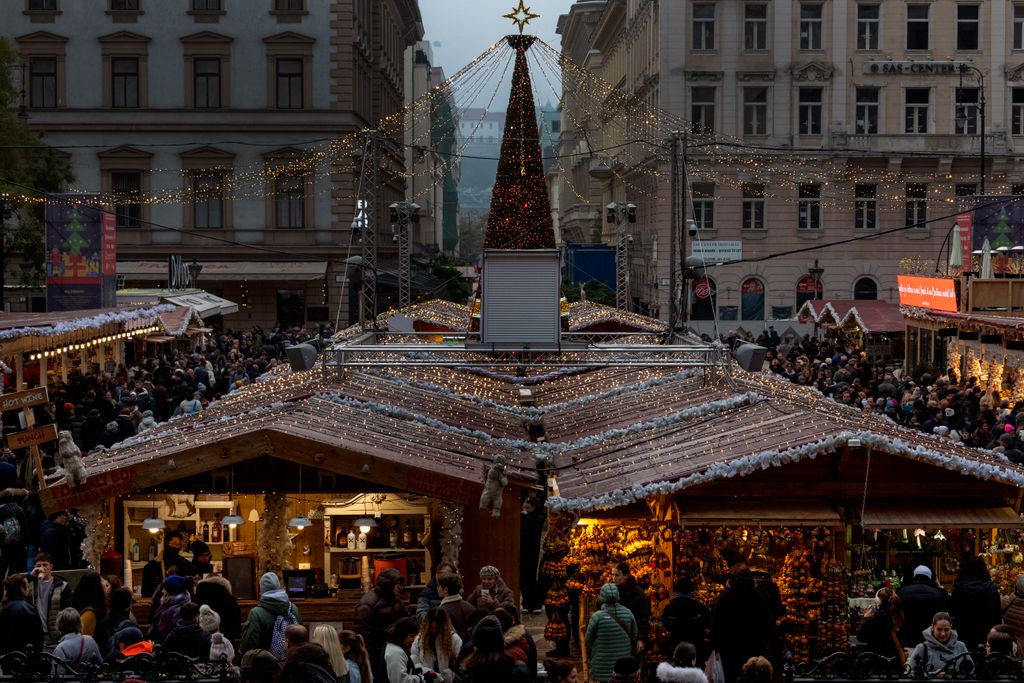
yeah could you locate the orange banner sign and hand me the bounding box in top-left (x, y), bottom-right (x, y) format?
top-left (6, 424), bottom-right (57, 450)
top-left (897, 275), bottom-right (958, 312)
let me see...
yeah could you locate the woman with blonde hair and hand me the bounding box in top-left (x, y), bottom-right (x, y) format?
top-left (341, 629), bottom-right (373, 683)
top-left (311, 624), bottom-right (350, 679)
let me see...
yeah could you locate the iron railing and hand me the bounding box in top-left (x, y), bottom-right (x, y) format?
top-left (0, 648), bottom-right (232, 683)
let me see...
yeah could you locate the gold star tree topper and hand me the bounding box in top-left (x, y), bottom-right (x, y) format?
top-left (503, 0), bottom-right (540, 34)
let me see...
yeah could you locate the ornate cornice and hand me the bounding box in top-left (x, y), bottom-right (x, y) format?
top-left (736, 69), bottom-right (776, 82)
top-left (790, 61), bottom-right (834, 82)
top-left (685, 70), bottom-right (724, 82)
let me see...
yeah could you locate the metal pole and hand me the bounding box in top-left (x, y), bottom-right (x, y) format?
top-left (667, 132), bottom-right (681, 337)
top-left (397, 207), bottom-right (411, 309)
top-left (680, 132), bottom-right (689, 329)
top-left (616, 208), bottom-right (630, 311)
top-left (357, 130), bottom-right (380, 330)
top-left (979, 79), bottom-right (986, 195)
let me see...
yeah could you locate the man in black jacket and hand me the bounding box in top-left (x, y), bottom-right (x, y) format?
top-left (660, 577), bottom-right (710, 665)
top-left (0, 574), bottom-right (44, 655)
top-left (613, 562), bottom-right (650, 653)
top-left (897, 565), bottom-right (949, 647)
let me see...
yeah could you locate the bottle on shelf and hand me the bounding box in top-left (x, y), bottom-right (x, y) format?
top-left (202, 520), bottom-right (210, 543)
top-left (223, 522), bottom-right (231, 544)
top-left (402, 520), bottom-right (413, 548)
top-left (389, 526), bottom-right (399, 549)
top-left (211, 514), bottom-right (222, 544)
top-left (130, 537), bottom-right (141, 563)
top-left (347, 528), bottom-right (356, 548)
top-left (148, 536), bottom-right (158, 561)
top-left (336, 527), bottom-right (348, 548)
top-left (357, 530), bottom-right (368, 550)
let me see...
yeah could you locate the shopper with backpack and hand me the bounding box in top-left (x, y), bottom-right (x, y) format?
top-left (240, 572), bottom-right (301, 660)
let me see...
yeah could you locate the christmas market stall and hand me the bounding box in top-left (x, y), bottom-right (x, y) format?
top-left (798, 299), bottom-right (905, 360)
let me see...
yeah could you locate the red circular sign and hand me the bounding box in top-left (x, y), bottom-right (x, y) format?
top-left (694, 280), bottom-right (711, 300)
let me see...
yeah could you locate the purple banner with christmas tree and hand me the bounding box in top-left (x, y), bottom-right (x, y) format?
top-left (971, 197), bottom-right (1024, 252)
top-left (45, 195), bottom-right (117, 312)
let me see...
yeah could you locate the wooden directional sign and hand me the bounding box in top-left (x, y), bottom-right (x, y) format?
top-left (0, 387), bottom-right (48, 413)
top-left (7, 424), bottom-right (57, 450)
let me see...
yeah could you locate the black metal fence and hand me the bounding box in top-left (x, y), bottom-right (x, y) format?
top-left (785, 650), bottom-right (1024, 682)
top-left (0, 649), bottom-right (232, 683)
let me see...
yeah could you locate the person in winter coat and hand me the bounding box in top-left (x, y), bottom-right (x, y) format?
top-left (460, 616), bottom-right (531, 683)
top-left (857, 587), bottom-right (905, 658)
top-left (655, 642), bottom-right (708, 683)
top-left (194, 575), bottom-right (242, 643)
top-left (164, 601), bottom-right (211, 660)
top-left (709, 568), bottom-right (773, 683)
top-left (0, 489), bottom-right (29, 581)
top-left (0, 574), bottom-right (45, 655)
top-left (200, 604), bottom-right (235, 663)
top-left (39, 511), bottom-right (74, 571)
top-left (543, 658), bottom-right (578, 683)
top-left (585, 583), bottom-right (638, 683)
top-left (437, 574), bottom-right (476, 642)
top-left (613, 563), bottom-right (651, 654)
top-left (417, 562), bottom-right (457, 620)
top-left (240, 572), bottom-right (301, 657)
top-left (467, 566), bottom-right (515, 612)
top-left (495, 607), bottom-right (537, 677)
top-left (950, 557), bottom-right (1002, 652)
top-left (607, 656), bottom-right (641, 683)
top-left (52, 608), bottom-right (103, 668)
top-left (94, 587), bottom-right (134, 655)
top-left (908, 612), bottom-right (973, 674)
top-left (898, 565), bottom-right (949, 647)
top-left (355, 567), bottom-right (407, 683)
top-left (661, 578), bottom-right (711, 666)
top-left (148, 575), bottom-right (192, 644)
top-left (279, 642), bottom-right (338, 683)
top-left (1001, 574), bottom-right (1024, 654)
top-left (28, 552), bottom-right (73, 650)
top-left (72, 572), bottom-right (108, 636)
top-left (412, 607), bottom-right (462, 683)
top-left (386, 617), bottom-right (426, 683)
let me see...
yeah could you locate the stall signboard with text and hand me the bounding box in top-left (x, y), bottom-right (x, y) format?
top-left (897, 275), bottom-right (958, 312)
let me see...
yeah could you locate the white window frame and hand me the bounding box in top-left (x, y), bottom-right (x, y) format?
top-left (798, 87), bottom-right (823, 135)
top-left (905, 184), bottom-right (928, 228)
top-left (742, 183), bottom-right (766, 231)
top-left (857, 4), bottom-right (880, 50)
top-left (1015, 5), bottom-right (1024, 50)
top-left (690, 86), bottom-right (716, 134)
top-left (692, 4), bottom-right (716, 51)
top-left (743, 87), bottom-right (769, 136)
top-left (907, 4), bottom-right (930, 50)
top-left (798, 184), bottom-right (822, 230)
top-left (744, 4), bottom-right (768, 51)
top-left (800, 4), bottom-right (823, 50)
top-left (956, 4), bottom-right (980, 51)
top-left (854, 184), bottom-right (877, 230)
top-left (904, 88), bottom-right (930, 134)
top-left (855, 87), bottom-right (879, 134)
top-left (954, 87), bottom-right (980, 135)
top-left (691, 183), bottom-right (715, 232)
top-left (1013, 89), bottom-right (1024, 135)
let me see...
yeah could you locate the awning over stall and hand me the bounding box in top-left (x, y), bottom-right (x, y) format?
top-left (679, 500), bottom-right (841, 526)
top-left (119, 261), bottom-right (327, 281)
top-left (163, 291), bottom-right (238, 318)
top-left (861, 503), bottom-right (1024, 528)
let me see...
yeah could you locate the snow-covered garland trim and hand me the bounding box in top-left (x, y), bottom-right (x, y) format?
top-left (461, 365), bottom-right (591, 384)
top-left (546, 430), bottom-right (1024, 513)
top-left (367, 368), bottom-right (706, 421)
top-left (319, 391), bottom-right (765, 463)
top-left (0, 304), bottom-right (177, 341)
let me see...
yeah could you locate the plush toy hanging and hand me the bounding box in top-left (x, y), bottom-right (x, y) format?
top-left (479, 454), bottom-right (508, 517)
top-left (56, 430), bottom-right (88, 487)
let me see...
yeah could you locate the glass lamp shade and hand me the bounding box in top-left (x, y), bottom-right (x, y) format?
top-left (222, 514), bottom-right (244, 528)
top-left (142, 517), bottom-right (165, 533)
top-left (355, 517), bottom-right (377, 534)
top-left (288, 515), bottom-right (312, 531)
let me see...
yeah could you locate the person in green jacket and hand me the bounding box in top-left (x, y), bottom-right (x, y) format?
top-left (585, 584), bottom-right (638, 683)
top-left (240, 572), bottom-right (301, 658)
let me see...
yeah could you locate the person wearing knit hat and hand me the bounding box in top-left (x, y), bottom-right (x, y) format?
top-left (240, 572), bottom-right (302, 657)
top-left (241, 648), bottom-right (281, 683)
top-left (897, 563), bottom-right (950, 648)
top-left (586, 584), bottom-right (638, 683)
top-left (467, 566), bottom-right (514, 612)
top-left (200, 604), bottom-right (236, 663)
top-left (189, 540), bottom-right (213, 574)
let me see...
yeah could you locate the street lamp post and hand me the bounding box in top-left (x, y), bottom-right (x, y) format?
top-left (186, 258), bottom-right (203, 290)
top-left (956, 63), bottom-right (986, 195)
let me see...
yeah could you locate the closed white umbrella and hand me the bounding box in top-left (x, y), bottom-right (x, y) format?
top-left (981, 237), bottom-right (994, 279)
top-left (948, 225), bottom-right (963, 270)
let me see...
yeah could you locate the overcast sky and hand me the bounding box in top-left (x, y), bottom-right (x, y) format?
top-left (419, 0), bottom-right (572, 109)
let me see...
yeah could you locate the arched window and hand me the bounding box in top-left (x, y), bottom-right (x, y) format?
top-left (741, 277), bottom-right (765, 320)
top-left (690, 276), bottom-right (717, 320)
top-left (854, 277), bottom-right (878, 300)
top-left (796, 275), bottom-right (823, 309)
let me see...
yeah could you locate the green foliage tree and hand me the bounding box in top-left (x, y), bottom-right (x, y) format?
top-left (0, 37), bottom-right (74, 290)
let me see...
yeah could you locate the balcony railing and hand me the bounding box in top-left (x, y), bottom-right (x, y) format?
top-left (832, 131), bottom-right (1007, 155)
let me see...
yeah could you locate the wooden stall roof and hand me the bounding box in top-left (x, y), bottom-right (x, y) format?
top-left (0, 305), bottom-right (171, 336)
top-left (44, 300), bottom-right (1024, 515)
top-left (902, 306), bottom-right (1024, 333)
top-left (799, 300), bottom-right (906, 334)
top-left (861, 503), bottom-right (1024, 528)
top-left (158, 306), bottom-right (204, 337)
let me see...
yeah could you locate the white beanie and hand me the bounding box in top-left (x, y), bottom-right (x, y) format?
top-left (912, 565), bottom-right (933, 579)
top-left (199, 604), bottom-right (221, 633)
top-left (209, 632), bottom-right (235, 662)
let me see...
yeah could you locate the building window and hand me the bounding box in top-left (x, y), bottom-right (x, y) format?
top-left (691, 183), bottom-right (715, 232)
top-left (691, 87), bottom-right (715, 134)
top-left (956, 5), bottom-right (980, 50)
top-left (29, 57), bottom-right (56, 108)
top-left (692, 4), bottom-right (715, 50)
top-left (854, 277), bottom-right (878, 300)
top-left (275, 58), bottom-right (303, 109)
top-left (110, 0), bottom-right (139, 9)
top-left (955, 183), bottom-right (977, 199)
top-left (742, 183), bottom-right (765, 231)
top-left (907, 4), bottom-right (929, 50)
top-left (550, 120), bottom-right (560, 133)
top-left (904, 88), bottom-right (929, 133)
top-left (857, 4), bottom-right (880, 50)
top-left (192, 0), bottom-right (221, 8)
top-left (275, 0), bottom-right (304, 9)
top-left (193, 58), bottom-right (221, 109)
top-left (855, 87), bottom-right (879, 134)
top-left (743, 87), bottom-right (768, 136)
top-left (28, 0), bottom-right (56, 9)
top-left (798, 184), bottom-right (821, 230)
top-left (111, 171), bottom-right (141, 228)
top-left (905, 183), bottom-right (928, 227)
top-left (799, 4), bottom-right (823, 50)
top-left (854, 184), bottom-right (877, 230)
top-left (690, 276), bottom-right (717, 321)
top-left (741, 277), bottom-right (766, 320)
top-left (744, 4), bottom-right (768, 51)
top-left (111, 57), bottom-right (139, 108)
top-left (798, 87), bottom-right (823, 135)
top-left (192, 173), bottom-right (224, 229)
top-left (955, 87), bottom-right (980, 135)
top-left (275, 175), bottom-right (305, 228)
top-left (796, 275), bottom-right (823, 309)
top-left (1013, 89), bottom-right (1024, 135)
top-left (1016, 5), bottom-right (1024, 50)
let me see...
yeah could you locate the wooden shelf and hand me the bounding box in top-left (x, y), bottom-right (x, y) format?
top-left (328, 547), bottom-right (426, 554)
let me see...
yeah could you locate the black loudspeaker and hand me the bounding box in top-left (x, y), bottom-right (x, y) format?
top-left (735, 343), bottom-right (768, 373)
top-left (285, 343), bottom-right (318, 372)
